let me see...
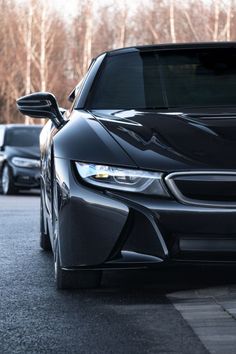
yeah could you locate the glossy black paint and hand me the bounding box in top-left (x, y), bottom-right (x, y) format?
top-left (53, 111), bottom-right (135, 166)
top-left (16, 92), bottom-right (64, 127)
top-left (0, 124), bottom-right (42, 190)
top-left (54, 158), bottom-right (129, 267)
top-left (17, 42), bottom-right (236, 277)
top-left (90, 108), bottom-right (236, 170)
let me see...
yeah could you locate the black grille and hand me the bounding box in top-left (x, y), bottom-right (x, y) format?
top-left (165, 172), bottom-right (236, 207)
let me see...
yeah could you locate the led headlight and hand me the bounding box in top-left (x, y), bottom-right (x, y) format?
top-left (75, 162), bottom-right (169, 196)
top-left (12, 157), bottom-right (40, 168)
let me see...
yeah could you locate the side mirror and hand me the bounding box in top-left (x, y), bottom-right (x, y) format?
top-left (16, 92), bottom-right (64, 128)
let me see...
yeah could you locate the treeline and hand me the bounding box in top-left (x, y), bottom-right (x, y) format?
top-left (0, 0), bottom-right (235, 123)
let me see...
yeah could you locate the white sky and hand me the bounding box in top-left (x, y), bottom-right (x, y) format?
top-left (16, 0), bottom-right (231, 20)
top-left (15, 0), bottom-right (144, 21)
top-left (54, 0), bottom-right (142, 18)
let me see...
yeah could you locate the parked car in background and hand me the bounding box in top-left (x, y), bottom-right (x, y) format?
top-left (16, 42), bottom-right (236, 289)
top-left (0, 124), bottom-right (42, 195)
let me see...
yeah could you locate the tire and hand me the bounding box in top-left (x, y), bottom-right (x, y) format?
top-left (1, 164), bottom-right (17, 195)
top-left (55, 246), bottom-right (102, 290)
top-left (52, 173), bottom-right (102, 289)
top-left (40, 194), bottom-right (52, 251)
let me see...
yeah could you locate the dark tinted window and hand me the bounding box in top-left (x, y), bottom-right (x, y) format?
top-left (88, 52), bottom-right (164, 109)
top-left (88, 48), bottom-right (236, 109)
top-left (5, 127), bottom-right (41, 147)
top-left (159, 49), bottom-right (236, 107)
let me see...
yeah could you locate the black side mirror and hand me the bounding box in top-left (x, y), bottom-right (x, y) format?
top-left (16, 92), bottom-right (64, 128)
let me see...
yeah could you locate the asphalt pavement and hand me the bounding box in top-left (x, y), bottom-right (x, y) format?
top-left (1, 193), bottom-right (236, 353)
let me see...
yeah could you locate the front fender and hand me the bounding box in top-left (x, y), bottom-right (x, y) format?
top-left (53, 110), bottom-right (136, 168)
top-left (54, 157), bottom-right (129, 267)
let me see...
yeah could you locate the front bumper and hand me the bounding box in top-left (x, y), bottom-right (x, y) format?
top-left (10, 163), bottom-right (40, 188)
top-left (54, 158), bottom-right (236, 269)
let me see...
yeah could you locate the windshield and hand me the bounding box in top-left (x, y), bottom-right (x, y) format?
top-left (6, 127), bottom-right (42, 147)
top-left (88, 48), bottom-right (236, 109)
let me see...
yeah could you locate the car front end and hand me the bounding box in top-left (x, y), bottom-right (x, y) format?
top-left (9, 155), bottom-right (41, 189)
top-left (52, 102), bottom-right (236, 271)
top-left (53, 160), bottom-right (236, 271)
top-left (16, 42), bottom-right (236, 288)
top-left (2, 125), bottom-right (42, 192)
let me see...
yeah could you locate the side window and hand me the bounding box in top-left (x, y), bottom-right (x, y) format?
top-left (73, 60), bottom-right (96, 107)
top-left (0, 127), bottom-right (5, 147)
top-left (74, 79), bottom-right (84, 98)
top-left (66, 80), bottom-right (85, 118)
top-left (68, 79), bottom-right (84, 103)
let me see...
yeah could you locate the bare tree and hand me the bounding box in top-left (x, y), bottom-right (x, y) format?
top-left (213, 0), bottom-right (220, 41)
top-left (39, 0), bottom-right (47, 92)
top-left (169, 0), bottom-right (177, 43)
top-left (226, 0), bottom-right (232, 41)
top-left (25, 0), bottom-right (34, 124)
top-left (82, 0), bottom-right (93, 74)
top-left (117, 0), bottom-right (128, 47)
top-left (182, 10), bottom-right (200, 41)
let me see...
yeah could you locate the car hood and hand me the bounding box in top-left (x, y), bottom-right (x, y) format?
top-left (6, 145), bottom-right (40, 159)
top-left (91, 108), bottom-right (236, 171)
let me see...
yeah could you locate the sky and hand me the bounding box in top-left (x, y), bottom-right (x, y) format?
top-left (41, 0), bottom-right (143, 18)
top-left (16, 0), bottom-right (230, 21)
top-left (15, 0), bottom-right (144, 21)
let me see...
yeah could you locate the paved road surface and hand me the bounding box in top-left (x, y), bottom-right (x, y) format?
top-left (1, 194), bottom-right (236, 353)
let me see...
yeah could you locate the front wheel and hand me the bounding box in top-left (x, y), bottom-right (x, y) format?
top-left (55, 246), bottom-right (102, 290)
top-left (1, 164), bottom-right (17, 195)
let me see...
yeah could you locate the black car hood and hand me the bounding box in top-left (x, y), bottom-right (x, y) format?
top-left (6, 145), bottom-right (40, 159)
top-left (91, 108), bottom-right (236, 171)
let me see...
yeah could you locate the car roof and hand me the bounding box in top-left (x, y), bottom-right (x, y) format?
top-left (96, 41), bottom-right (236, 58)
top-left (0, 124), bottom-right (43, 129)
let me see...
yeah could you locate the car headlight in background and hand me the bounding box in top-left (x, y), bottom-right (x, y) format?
top-left (12, 157), bottom-right (40, 168)
top-left (75, 162), bottom-right (169, 196)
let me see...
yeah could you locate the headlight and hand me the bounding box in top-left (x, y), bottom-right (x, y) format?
top-left (12, 157), bottom-right (40, 168)
top-left (75, 162), bottom-right (169, 196)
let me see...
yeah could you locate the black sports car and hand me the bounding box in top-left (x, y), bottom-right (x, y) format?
top-left (16, 42), bottom-right (236, 289)
top-left (0, 124), bottom-right (42, 194)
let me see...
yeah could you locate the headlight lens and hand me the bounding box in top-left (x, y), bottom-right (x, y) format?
top-left (12, 157), bottom-right (40, 168)
top-left (75, 162), bottom-right (169, 196)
